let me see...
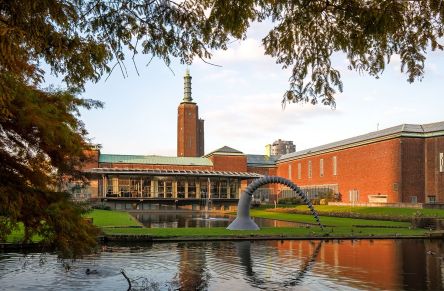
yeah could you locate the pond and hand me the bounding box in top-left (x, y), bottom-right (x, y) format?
top-left (0, 239), bottom-right (443, 290)
top-left (130, 212), bottom-right (304, 228)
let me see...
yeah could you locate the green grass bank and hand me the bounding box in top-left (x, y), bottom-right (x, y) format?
top-left (6, 206), bottom-right (442, 244)
top-left (88, 208), bottom-right (434, 241)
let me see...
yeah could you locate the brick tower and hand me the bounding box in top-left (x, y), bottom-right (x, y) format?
top-left (177, 69), bottom-right (204, 157)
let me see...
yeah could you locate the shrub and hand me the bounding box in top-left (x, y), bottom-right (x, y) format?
top-left (92, 203), bottom-right (111, 211)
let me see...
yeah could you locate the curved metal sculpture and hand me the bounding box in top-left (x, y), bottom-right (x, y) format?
top-left (227, 176), bottom-right (323, 230)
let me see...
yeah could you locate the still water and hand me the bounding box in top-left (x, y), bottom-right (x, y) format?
top-left (130, 212), bottom-right (303, 228)
top-left (0, 239), bottom-right (443, 290)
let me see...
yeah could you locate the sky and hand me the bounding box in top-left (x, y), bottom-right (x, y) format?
top-left (64, 21), bottom-right (444, 156)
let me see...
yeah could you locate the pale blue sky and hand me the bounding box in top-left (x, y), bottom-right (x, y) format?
top-left (67, 22), bottom-right (444, 156)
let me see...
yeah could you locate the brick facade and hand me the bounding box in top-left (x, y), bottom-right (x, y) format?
top-left (425, 136), bottom-right (444, 201)
top-left (177, 102), bottom-right (200, 157)
top-left (277, 139), bottom-right (403, 203)
top-left (210, 155), bottom-right (247, 172)
top-left (277, 134), bottom-right (444, 204)
top-left (400, 137), bottom-right (425, 203)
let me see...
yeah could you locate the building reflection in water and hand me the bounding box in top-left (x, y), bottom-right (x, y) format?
top-left (172, 239), bottom-right (444, 290)
top-left (177, 242), bottom-right (210, 290)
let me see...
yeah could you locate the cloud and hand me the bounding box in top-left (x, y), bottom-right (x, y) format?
top-left (201, 69), bottom-right (248, 86)
top-left (195, 38), bottom-right (267, 67)
top-left (203, 92), bottom-right (339, 153)
top-left (383, 106), bottom-right (416, 116)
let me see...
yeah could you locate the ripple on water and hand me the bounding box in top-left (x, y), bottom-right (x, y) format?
top-left (0, 239), bottom-right (441, 290)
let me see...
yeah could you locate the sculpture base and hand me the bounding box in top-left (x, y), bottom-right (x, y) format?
top-left (227, 216), bottom-right (260, 230)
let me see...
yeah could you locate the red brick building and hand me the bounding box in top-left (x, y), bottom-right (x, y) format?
top-left (78, 70), bottom-right (444, 206)
top-left (277, 123), bottom-right (444, 204)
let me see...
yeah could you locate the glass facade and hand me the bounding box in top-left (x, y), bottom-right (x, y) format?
top-left (102, 175), bottom-right (240, 199)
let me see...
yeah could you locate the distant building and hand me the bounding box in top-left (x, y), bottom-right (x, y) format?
top-left (265, 144), bottom-right (272, 156)
top-left (266, 139), bottom-right (296, 156)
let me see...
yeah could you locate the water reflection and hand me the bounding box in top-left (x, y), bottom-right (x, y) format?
top-left (236, 240), bottom-right (322, 289)
top-left (131, 212), bottom-right (303, 228)
top-left (0, 239), bottom-right (443, 290)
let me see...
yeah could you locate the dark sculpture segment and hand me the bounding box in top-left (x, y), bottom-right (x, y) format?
top-left (227, 176), bottom-right (324, 230)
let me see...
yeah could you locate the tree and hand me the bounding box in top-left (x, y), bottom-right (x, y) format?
top-left (1, 0), bottom-right (443, 257)
top-left (0, 0), bottom-right (247, 257)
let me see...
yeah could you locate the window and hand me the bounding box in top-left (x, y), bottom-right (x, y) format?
top-left (177, 180), bottom-right (186, 198)
top-left (229, 179), bottom-right (239, 198)
top-left (297, 163), bottom-right (301, 179)
top-left (112, 177), bottom-right (119, 196)
top-left (320, 159), bottom-right (324, 177)
top-left (219, 180), bottom-right (228, 198)
top-left (157, 181), bottom-right (165, 198)
top-left (428, 196), bottom-right (436, 204)
top-left (308, 161), bottom-right (312, 178)
top-left (130, 177), bottom-right (141, 197)
top-left (165, 181), bottom-right (173, 198)
top-left (349, 189), bottom-right (359, 202)
top-left (288, 165), bottom-right (292, 179)
top-left (119, 177), bottom-right (130, 197)
top-left (411, 196), bottom-right (418, 203)
top-left (210, 179), bottom-right (218, 198)
top-left (200, 180), bottom-right (208, 198)
top-left (142, 178), bottom-right (151, 197)
top-left (332, 156), bottom-right (337, 176)
top-left (440, 153), bottom-right (443, 172)
top-left (188, 180), bottom-right (196, 198)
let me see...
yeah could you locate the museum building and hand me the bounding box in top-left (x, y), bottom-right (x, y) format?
top-left (79, 70), bottom-right (444, 207)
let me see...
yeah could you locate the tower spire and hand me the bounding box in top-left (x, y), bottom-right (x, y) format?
top-left (183, 68), bottom-right (193, 102)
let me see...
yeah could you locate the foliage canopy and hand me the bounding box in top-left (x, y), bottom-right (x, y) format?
top-left (1, 0), bottom-right (443, 257)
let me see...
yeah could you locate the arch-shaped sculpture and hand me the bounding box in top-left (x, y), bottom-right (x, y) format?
top-left (227, 176), bottom-right (323, 230)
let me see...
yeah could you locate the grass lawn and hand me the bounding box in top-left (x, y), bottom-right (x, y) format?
top-left (290, 205), bottom-right (444, 219)
top-left (5, 223), bottom-right (42, 243)
top-left (4, 207), bottom-right (437, 244)
top-left (96, 209), bottom-right (430, 239)
top-left (248, 209), bottom-right (411, 227)
top-left (4, 209), bottom-right (139, 243)
top-left (85, 209), bottom-right (142, 227)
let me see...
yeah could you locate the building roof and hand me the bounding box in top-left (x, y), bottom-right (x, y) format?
top-left (247, 154), bottom-right (279, 167)
top-left (279, 121), bottom-right (444, 162)
top-left (99, 154), bottom-right (213, 166)
top-left (87, 168), bottom-right (262, 179)
top-left (204, 146), bottom-right (244, 156)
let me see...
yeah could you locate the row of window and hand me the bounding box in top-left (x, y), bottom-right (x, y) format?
top-left (288, 156), bottom-right (338, 179)
top-left (102, 176), bottom-right (239, 199)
